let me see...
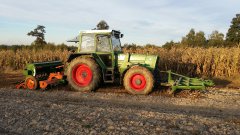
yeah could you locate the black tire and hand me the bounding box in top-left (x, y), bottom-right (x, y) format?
top-left (25, 76), bottom-right (38, 90)
top-left (67, 57), bottom-right (101, 92)
top-left (123, 66), bottom-right (154, 95)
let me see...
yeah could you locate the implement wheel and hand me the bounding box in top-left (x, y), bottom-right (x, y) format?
top-left (67, 57), bottom-right (101, 92)
top-left (124, 66), bottom-right (154, 95)
top-left (25, 76), bottom-right (38, 90)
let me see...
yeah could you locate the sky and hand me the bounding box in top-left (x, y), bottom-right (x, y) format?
top-left (0, 0), bottom-right (239, 46)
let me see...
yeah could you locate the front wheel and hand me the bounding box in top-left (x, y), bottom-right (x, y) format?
top-left (123, 66), bottom-right (154, 95)
top-left (67, 57), bottom-right (101, 92)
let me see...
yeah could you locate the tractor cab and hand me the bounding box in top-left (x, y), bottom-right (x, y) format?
top-left (78, 30), bottom-right (123, 69)
top-left (68, 30), bottom-right (123, 53)
top-left (78, 30), bottom-right (123, 53)
top-left (67, 30), bottom-right (124, 83)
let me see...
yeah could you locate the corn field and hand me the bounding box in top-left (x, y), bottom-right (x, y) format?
top-left (0, 49), bottom-right (70, 71)
top-left (0, 47), bottom-right (240, 77)
top-left (123, 47), bottom-right (240, 77)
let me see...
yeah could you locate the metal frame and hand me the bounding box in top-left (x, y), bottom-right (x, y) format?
top-left (160, 70), bottom-right (214, 92)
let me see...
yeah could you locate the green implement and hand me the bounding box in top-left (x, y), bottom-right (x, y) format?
top-left (16, 61), bottom-right (66, 90)
top-left (160, 70), bottom-right (214, 92)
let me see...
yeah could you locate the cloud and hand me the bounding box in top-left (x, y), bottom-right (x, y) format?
top-left (0, 0), bottom-right (240, 45)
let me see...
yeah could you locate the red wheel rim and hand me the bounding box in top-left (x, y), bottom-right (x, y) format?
top-left (130, 74), bottom-right (146, 91)
top-left (26, 78), bottom-right (35, 90)
top-left (72, 64), bottom-right (93, 86)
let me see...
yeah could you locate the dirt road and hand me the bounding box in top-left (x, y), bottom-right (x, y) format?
top-left (0, 85), bottom-right (239, 135)
top-left (0, 73), bottom-right (239, 134)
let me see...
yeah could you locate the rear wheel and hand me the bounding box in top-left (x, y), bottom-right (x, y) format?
top-left (123, 66), bottom-right (154, 95)
top-left (25, 76), bottom-right (38, 90)
top-left (67, 57), bottom-right (101, 92)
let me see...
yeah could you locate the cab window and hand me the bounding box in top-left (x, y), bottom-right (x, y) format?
top-left (97, 35), bottom-right (111, 52)
top-left (112, 36), bottom-right (121, 51)
top-left (80, 34), bottom-right (95, 52)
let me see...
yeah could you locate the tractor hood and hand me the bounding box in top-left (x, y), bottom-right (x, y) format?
top-left (118, 53), bottom-right (158, 73)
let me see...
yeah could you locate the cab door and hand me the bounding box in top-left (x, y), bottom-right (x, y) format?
top-left (96, 34), bottom-right (114, 82)
top-left (96, 34), bottom-right (113, 67)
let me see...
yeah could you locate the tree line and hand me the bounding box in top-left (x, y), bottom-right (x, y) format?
top-left (0, 25), bottom-right (76, 51)
top-left (0, 43), bottom-right (76, 52)
top-left (123, 14), bottom-right (240, 49)
top-left (162, 14), bottom-right (240, 49)
top-left (0, 21), bottom-right (110, 51)
top-left (1, 14), bottom-right (239, 50)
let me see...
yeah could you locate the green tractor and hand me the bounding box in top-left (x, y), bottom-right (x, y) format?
top-left (67, 30), bottom-right (214, 95)
top-left (67, 30), bottom-right (158, 95)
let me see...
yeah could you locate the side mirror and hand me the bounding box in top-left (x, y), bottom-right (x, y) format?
top-left (120, 34), bottom-right (124, 38)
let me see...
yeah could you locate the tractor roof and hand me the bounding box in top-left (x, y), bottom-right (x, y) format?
top-left (67, 30), bottom-right (122, 42)
top-left (81, 29), bottom-right (120, 34)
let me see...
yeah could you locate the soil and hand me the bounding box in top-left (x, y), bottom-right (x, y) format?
top-left (0, 73), bottom-right (239, 134)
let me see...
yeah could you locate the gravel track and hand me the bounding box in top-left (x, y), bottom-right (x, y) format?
top-left (0, 86), bottom-right (239, 135)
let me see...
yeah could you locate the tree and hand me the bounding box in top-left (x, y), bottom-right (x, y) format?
top-left (182, 28), bottom-right (195, 47)
top-left (96, 20), bottom-right (109, 30)
top-left (195, 31), bottom-right (207, 47)
top-left (162, 40), bottom-right (176, 49)
top-left (208, 30), bottom-right (225, 47)
top-left (27, 25), bottom-right (46, 46)
top-left (226, 14), bottom-right (240, 46)
top-left (181, 29), bottom-right (207, 47)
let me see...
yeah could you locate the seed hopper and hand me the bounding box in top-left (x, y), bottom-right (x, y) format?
top-left (16, 61), bottom-right (65, 90)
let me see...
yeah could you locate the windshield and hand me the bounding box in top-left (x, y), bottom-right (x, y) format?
top-left (112, 36), bottom-right (121, 51)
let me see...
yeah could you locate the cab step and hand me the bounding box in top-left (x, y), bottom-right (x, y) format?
top-left (103, 68), bottom-right (114, 83)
